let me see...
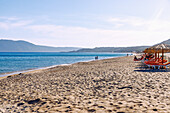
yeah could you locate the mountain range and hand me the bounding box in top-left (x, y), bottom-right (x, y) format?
top-left (73, 46), bottom-right (150, 53)
top-left (0, 40), bottom-right (80, 52)
top-left (0, 39), bottom-right (169, 52)
top-left (73, 39), bottom-right (170, 53)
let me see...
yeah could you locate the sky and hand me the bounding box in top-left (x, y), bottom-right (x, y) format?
top-left (0, 0), bottom-right (170, 48)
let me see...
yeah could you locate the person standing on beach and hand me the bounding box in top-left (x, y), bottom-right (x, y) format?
top-left (95, 56), bottom-right (98, 60)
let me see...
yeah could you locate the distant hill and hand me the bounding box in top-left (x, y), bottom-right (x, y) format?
top-left (73, 46), bottom-right (150, 53)
top-left (0, 39), bottom-right (80, 52)
top-left (72, 38), bottom-right (170, 53)
top-left (156, 38), bottom-right (170, 45)
top-left (1, 38), bottom-right (169, 52)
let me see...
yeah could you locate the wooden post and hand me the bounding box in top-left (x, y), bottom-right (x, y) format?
top-left (162, 48), bottom-right (164, 64)
top-left (155, 52), bottom-right (157, 61)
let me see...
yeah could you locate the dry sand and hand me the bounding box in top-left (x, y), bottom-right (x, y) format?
top-left (0, 56), bottom-right (170, 113)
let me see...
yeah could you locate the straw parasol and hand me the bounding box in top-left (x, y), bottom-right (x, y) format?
top-left (143, 44), bottom-right (170, 53)
top-left (143, 44), bottom-right (170, 64)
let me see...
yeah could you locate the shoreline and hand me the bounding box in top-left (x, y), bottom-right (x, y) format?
top-left (0, 64), bottom-right (71, 80)
top-left (0, 55), bottom-right (169, 112)
top-left (0, 56), bottom-right (127, 80)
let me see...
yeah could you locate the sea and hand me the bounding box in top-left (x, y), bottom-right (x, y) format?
top-left (0, 52), bottom-right (128, 76)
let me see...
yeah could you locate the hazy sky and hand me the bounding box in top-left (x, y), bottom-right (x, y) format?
top-left (0, 0), bottom-right (170, 47)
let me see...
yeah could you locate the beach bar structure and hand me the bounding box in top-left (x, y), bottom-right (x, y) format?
top-left (143, 44), bottom-right (170, 64)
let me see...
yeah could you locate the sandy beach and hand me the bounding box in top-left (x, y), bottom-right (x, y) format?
top-left (0, 56), bottom-right (170, 113)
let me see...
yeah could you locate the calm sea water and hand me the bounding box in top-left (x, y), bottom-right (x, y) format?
top-left (0, 52), bottom-right (127, 75)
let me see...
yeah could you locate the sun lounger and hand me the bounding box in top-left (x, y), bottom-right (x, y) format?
top-left (144, 62), bottom-right (170, 69)
top-left (134, 56), bottom-right (144, 61)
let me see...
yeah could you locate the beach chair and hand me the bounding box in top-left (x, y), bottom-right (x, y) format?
top-left (144, 61), bottom-right (170, 69)
top-left (134, 56), bottom-right (144, 61)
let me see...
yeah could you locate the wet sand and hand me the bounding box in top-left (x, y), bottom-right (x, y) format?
top-left (0, 56), bottom-right (170, 113)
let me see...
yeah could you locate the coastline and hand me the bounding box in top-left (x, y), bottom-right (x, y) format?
top-left (0, 64), bottom-right (70, 80)
top-left (1, 55), bottom-right (169, 112)
top-left (0, 56), bottom-right (126, 80)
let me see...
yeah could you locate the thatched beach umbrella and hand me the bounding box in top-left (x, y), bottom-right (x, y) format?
top-left (143, 44), bottom-right (170, 53)
top-left (143, 44), bottom-right (170, 63)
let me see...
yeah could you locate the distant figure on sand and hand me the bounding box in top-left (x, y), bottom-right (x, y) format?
top-left (134, 56), bottom-right (137, 60)
top-left (95, 56), bottom-right (98, 60)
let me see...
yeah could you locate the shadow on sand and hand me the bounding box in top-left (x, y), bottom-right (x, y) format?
top-left (134, 69), bottom-right (170, 72)
top-left (134, 65), bottom-right (170, 72)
